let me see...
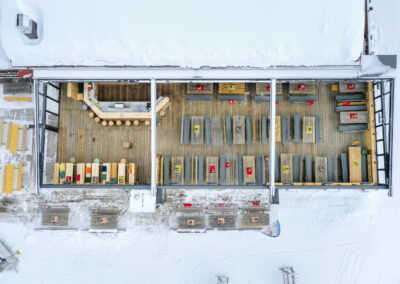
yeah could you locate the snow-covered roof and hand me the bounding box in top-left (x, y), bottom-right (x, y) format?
top-left (0, 0), bottom-right (365, 68)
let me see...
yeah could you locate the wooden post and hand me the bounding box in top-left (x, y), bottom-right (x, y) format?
top-left (134, 120), bottom-right (139, 126)
top-left (116, 120), bottom-right (122, 126)
top-left (94, 117), bottom-right (101, 123)
top-left (125, 121), bottom-right (131, 126)
top-left (108, 121), bottom-right (114, 126)
top-left (88, 112), bottom-right (95, 118)
top-left (145, 120), bottom-right (150, 126)
top-left (101, 121), bottom-right (108, 127)
top-left (160, 111), bottom-right (166, 117)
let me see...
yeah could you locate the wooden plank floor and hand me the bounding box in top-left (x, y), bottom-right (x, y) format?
top-left (58, 85), bottom-right (153, 184)
top-left (157, 83), bottom-right (365, 165)
top-left (58, 83), bottom-right (365, 185)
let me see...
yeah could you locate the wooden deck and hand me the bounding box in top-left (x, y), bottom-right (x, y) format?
top-left (57, 82), bottom-right (367, 185)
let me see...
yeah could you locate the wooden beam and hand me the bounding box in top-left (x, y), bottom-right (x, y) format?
top-left (2, 166), bottom-right (6, 193)
top-left (21, 125), bottom-right (27, 153)
top-left (4, 165), bottom-right (14, 194)
top-left (3, 97), bottom-right (32, 101)
top-left (0, 120), bottom-right (4, 146)
top-left (349, 146), bottom-right (362, 183)
top-left (17, 162), bottom-right (22, 191)
top-left (6, 122), bottom-right (12, 149)
top-left (10, 124), bottom-right (19, 154)
top-left (365, 82), bottom-right (377, 184)
top-left (53, 163), bottom-right (60, 184)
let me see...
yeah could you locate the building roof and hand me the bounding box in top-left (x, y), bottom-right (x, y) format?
top-left (0, 0), bottom-right (365, 68)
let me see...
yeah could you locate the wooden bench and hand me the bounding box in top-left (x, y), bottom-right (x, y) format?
top-left (186, 155), bottom-right (192, 185)
top-left (181, 116), bottom-right (190, 145)
top-left (2, 165), bottom-right (14, 194)
top-left (254, 95), bottom-right (283, 103)
top-left (193, 156), bottom-right (204, 185)
top-left (224, 115), bottom-right (232, 144)
top-left (293, 155), bottom-right (301, 182)
top-left (205, 117), bottom-right (212, 146)
top-left (246, 116), bottom-right (253, 145)
top-left (281, 115), bottom-right (291, 144)
top-left (339, 124), bottom-right (368, 132)
top-left (305, 155), bottom-right (313, 182)
top-left (336, 94), bottom-right (366, 102)
top-left (261, 116), bottom-right (268, 145)
top-left (341, 153), bottom-right (349, 182)
top-left (256, 155), bottom-right (265, 185)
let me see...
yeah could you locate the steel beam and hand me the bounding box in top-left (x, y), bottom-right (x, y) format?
top-left (151, 79), bottom-right (157, 195)
top-left (269, 79), bottom-right (276, 202)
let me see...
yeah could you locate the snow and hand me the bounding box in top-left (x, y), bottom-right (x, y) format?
top-left (1, 190), bottom-right (400, 284)
top-left (0, 1), bottom-right (399, 284)
top-left (0, 0), bottom-right (365, 68)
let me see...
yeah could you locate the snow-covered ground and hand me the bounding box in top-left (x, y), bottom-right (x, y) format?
top-left (0, 0), bottom-right (364, 67)
top-left (0, 190), bottom-right (399, 284)
top-left (0, 0), bottom-right (399, 284)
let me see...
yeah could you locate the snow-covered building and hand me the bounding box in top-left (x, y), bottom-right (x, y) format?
top-left (0, 0), bottom-right (395, 212)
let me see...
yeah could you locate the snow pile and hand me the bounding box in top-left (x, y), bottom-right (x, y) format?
top-left (0, 0), bottom-right (365, 67)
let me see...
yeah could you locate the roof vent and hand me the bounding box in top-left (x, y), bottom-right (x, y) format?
top-left (16, 14), bottom-right (38, 39)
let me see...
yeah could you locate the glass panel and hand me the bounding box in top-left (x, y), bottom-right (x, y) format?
top-left (378, 170), bottom-right (386, 184)
top-left (377, 141), bottom-right (384, 154)
top-left (47, 84), bottom-right (60, 101)
top-left (46, 113), bottom-right (59, 128)
top-left (43, 130), bottom-right (59, 185)
top-left (375, 112), bottom-right (382, 126)
top-left (46, 98), bottom-right (59, 114)
top-left (377, 155), bottom-right (385, 170)
top-left (374, 84), bottom-right (381, 98)
top-left (376, 126), bottom-right (383, 140)
top-left (374, 97), bottom-right (382, 111)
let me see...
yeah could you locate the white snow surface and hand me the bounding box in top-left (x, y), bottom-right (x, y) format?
top-left (1, 190), bottom-right (400, 284)
top-left (0, 1), bottom-right (400, 284)
top-left (0, 0), bottom-right (365, 67)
